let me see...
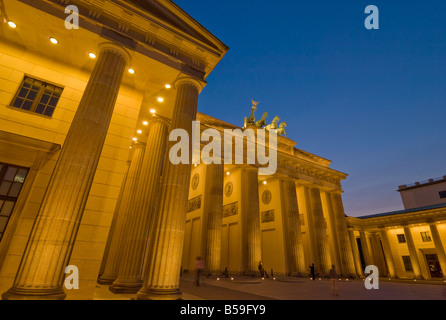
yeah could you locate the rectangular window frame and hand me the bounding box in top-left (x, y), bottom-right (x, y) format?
top-left (397, 234), bottom-right (406, 243)
top-left (420, 231), bottom-right (432, 242)
top-left (9, 75), bottom-right (63, 118)
top-left (402, 255), bottom-right (413, 272)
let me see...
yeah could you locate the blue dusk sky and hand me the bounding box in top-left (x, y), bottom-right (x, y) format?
top-left (174, 0), bottom-right (446, 217)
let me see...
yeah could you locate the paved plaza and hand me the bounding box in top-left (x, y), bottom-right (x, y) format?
top-left (93, 273), bottom-right (446, 300)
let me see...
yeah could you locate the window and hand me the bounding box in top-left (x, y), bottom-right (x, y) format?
top-left (402, 256), bottom-right (413, 272)
top-left (439, 191), bottom-right (446, 199)
top-left (0, 163), bottom-right (29, 242)
top-left (397, 234), bottom-right (406, 243)
top-left (10, 76), bottom-right (63, 117)
top-left (420, 231), bottom-right (432, 242)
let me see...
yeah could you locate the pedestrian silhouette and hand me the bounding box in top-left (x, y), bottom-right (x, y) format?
top-left (195, 256), bottom-right (204, 286)
top-left (329, 264), bottom-right (339, 296)
top-left (309, 263), bottom-right (315, 280)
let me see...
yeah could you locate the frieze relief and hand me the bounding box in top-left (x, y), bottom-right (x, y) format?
top-left (187, 195), bottom-right (202, 213)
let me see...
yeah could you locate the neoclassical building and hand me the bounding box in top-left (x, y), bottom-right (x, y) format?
top-left (347, 177), bottom-right (446, 280)
top-left (0, 0), bottom-right (444, 301)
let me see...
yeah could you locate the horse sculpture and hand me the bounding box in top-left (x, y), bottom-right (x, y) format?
top-left (255, 112), bottom-right (268, 128)
top-left (264, 116), bottom-right (280, 131)
top-left (243, 99), bottom-right (259, 128)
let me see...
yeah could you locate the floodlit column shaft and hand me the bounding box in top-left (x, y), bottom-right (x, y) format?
top-left (2, 43), bottom-right (130, 300)
top-left (307, 186), bottom-right (331, 275)
top-left (98, 144), bottom-right (145, 285)
top-left (403, 226), bottom-right (423, 279)
top-left (429, 223), bottom-right (446, 279)
top-left (203, 163), bottom-right (224, 275)
top-left (348, 229), bottom-right (364, 277)
top-left (330, 193), bottom-right (358, 277)
top-left (137, 77), bottom-right (201, 300)
top-left (242, 167), bottom-right (262, 274)
top-left (281, 179), bottom-right (305, 274)
top-left (111, 119), bottom-right (168, 293)
top-left (359, 231), bottom-right (373, 267)
top-left (379, 228), bottom-right (396, 278)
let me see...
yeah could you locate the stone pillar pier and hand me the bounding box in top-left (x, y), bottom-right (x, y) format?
top-left (202, 163), bottom-right (224, 275)
top-left (348, 228), bottom-right (364, 277)
top-left (305, 186), bottom-right (331, 276)
top-left (241, 167), bottom-right (262, 275)
top-left (359, 230), bottom-right (373, 267)
top-left (428, 222), bottom-right (446, 280)
top-left (370, 232), bottom-right (386, 274)
top-left (136, 77), bottom-right (202, 300)
top-left (2, 42), bottom-right (130, 300)
top-left (110, 118), bottom-right (169, 293)
top-left (98, 142), bottom-right (146, 285)
top-left (280, 179), bottom-right (306, 275)
top-left (330, 192), bottom-right (357, 277)
top-left (403, 225), bottom-right (423, 279)
top-left (379, 227), bottom-right (396, 278)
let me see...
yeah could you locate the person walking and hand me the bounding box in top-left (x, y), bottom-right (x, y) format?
top-left (195, 256), bottom-right (204, 286)
top-left (309, 263), bottom-right (315, 280)
top-left (329, 264), bottom-right (339, 296)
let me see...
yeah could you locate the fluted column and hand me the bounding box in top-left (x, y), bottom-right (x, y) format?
top-left (98, 143), bottom-right (145, 284)
top-left (240, 166), bottom-right (262, 274)
top-left (379, 227), bottom-right (396, 278)
top-left (359, 230), bottom-right (373, 267)
top-left (370, 232), bottom-right (386, 274)
top-left (305, 186), bottom-right (331, 276)
top-left (403, 225), bottom-right (423, 279)
top-left (202, 163), bottom-right (224, 275)
top-left (428, 222), bottom-right (446, 279)
top-left (2, 43), bottom-right (130, 300)
top-left (348, 228), bottom-right (364, 277)
top-left (330, 192), bottom-right (357, 277)
top-left (110, 118), bottom-right (169, 293)
top-left (137, 77), bottom-right (202, 300)
top-left (280, 179), bottom-right (306, 275)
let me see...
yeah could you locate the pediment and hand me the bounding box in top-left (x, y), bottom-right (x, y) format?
top-left (124, 0), bottom-right (228, 53)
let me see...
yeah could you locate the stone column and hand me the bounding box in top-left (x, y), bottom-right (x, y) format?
top-left (403, 225), bottom-right (423, 279)
top-left (305, 186), bottom-right (331, 276)
top-left (379, 227), bottom-right (396, 278)
top-left (136, 77), bottom-right (202, 300)
top-left (370, 232), bottom-right (386, 274)
top-left (280, 179), bottom-right (306, 275)
top-left (348, 228), bottom-right (364, 277)
top-left (202, 163), bottom-right (224, 275)
top-left (241, 166), bottom-right (262, 275)
top-left (110, 118), bottom-right (168, 293)
top-left (98, 143), bottom-right (145, 285)
top-left (359, 230), bottom-right (373, 267)
top-left (2, 43), bottom-right (130, 300)
top-left (428, 222), bottom-right (446, 280)
top-left (324, 192), bottom-right (342, 274)
top-left (330, 192), bottom-right (357, 277)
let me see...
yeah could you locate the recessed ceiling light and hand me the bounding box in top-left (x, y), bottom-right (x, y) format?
top-left (142, 121), bottom-right (148, 126)
top-left (149, 109), bottom-right (156, 114)
top-left (7, 21), bottom-right (16, 29)
top-left (165, 84), bottom-right (171, 89)
top-left (88, 52), bottom-right (96, 59)
top-left (132, 137), bottom-right (137, 141)
top-left (49, 37), bottom-right (58, 44)
top-left (128, 68), bottom-right (135, 74)
top-left (226, 171), bottom-right (230, 176)
top-left (157, 97), bottom-right (164, 102)
top-left (263, 181), bottom-right (267, 185)
top-left (137, 129), bottom-right (142, 134)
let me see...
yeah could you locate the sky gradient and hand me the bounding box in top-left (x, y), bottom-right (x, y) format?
top-left (175, 0), bottom-right (446, 217)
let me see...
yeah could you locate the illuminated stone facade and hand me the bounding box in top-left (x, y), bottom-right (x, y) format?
top-left (0, 0), bottom-right (444, 301)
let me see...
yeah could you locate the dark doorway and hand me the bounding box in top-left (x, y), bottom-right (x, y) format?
top-left (425, 254), bottom-right (442, 278)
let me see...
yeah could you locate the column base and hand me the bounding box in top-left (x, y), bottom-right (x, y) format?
top-left (109, 281), bottom-right (142, 294)
top-left (136, 287), bottom-right (182, 300)
top-left (97, 275), bottom-right (117, 285)
top-left (2, 287), bottom-right (66, 300)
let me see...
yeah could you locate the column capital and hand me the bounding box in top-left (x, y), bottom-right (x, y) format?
top-left (98, 42), bottom-right (132, 66)
top-left (173, 76), bottom-right (204, 93)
